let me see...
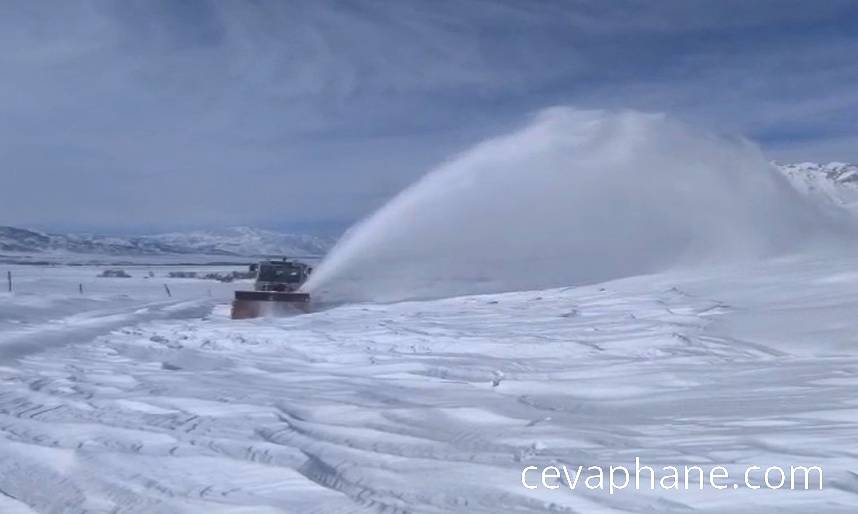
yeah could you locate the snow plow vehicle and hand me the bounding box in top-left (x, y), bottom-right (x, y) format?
top-left (231, 258), bottom-right (312, 319)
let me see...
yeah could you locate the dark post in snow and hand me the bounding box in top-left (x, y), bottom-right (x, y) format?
top-left (164, 284), bottom-right (172, 297)
top-left (6, 271), bottom-right (11, 292)
top-left (79, 283), bottom-right (84, 295)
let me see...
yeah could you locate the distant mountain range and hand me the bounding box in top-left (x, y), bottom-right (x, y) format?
top-left (0, 226), bottom-right (335, 259)
top-left (2, 162), bottom-right (857, 261)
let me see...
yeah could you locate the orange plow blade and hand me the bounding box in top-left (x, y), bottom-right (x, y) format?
top-left (231, 291), bottom-right (310, 319)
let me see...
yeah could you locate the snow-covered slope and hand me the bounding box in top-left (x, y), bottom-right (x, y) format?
top-left (776, 162), bottom-right (858, 212)
top-left (1, 253), bottom-right (857, 512)
top-left (0, 226), bottom-right (334, 258)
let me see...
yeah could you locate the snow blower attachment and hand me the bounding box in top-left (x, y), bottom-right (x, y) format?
top-left (231, 258), bottom-right (312, 319)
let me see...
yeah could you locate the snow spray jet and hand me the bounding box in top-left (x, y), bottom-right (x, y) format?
top-left (304, 107), bottom-right (845, 303)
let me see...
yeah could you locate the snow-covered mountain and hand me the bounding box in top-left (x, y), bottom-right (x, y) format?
top-left (143, 227), bottom-right (334, 257)
top-left (0, 226), bottom-right (334, 258)
top-left (776, 161), bottom-right (858, 212)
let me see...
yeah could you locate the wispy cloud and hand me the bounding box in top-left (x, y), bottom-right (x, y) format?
top-left (2, 0), bottom-right (857, 232)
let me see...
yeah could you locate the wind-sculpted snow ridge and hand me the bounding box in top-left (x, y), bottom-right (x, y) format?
top-left (305, 108), bottom-right (850, 303)
top-left (2, 255), bottom-right (858, 512)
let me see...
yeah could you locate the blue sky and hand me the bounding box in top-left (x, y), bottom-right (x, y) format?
top-left (2, 0), bottom-right (857, 234)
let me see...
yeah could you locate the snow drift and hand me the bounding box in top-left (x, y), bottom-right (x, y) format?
top-left (306, 108), bottom-right (845, 302)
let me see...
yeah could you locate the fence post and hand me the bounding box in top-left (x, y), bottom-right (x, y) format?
top-left (79, 283), bottom-right (84, 295)
top-left (164, 284), bottom-right (172, 297)
top-left (6, 271), bottom-right (11, 292)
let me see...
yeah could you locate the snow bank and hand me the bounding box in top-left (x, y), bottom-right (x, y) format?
top-left (306, 107), bottom-right (846, 302)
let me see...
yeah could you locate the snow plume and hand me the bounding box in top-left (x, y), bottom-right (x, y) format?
top-left (305, 107), bottom-right (846, 303)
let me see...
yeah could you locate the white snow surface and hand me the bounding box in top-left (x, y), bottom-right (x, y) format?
top-left (2, 253), bottom-right (858, 512)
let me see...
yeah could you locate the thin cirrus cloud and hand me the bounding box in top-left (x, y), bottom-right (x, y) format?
top-left (1, 0), bottom-right (857, 234)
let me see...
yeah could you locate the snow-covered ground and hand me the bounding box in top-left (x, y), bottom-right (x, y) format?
top-left (1, 253), bottom-right (857, 513)
top-left (0, 265), bottom-right (246, 360)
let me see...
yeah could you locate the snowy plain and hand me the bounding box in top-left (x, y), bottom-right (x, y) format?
top-left (1, 252), bottom-right (857, 513)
